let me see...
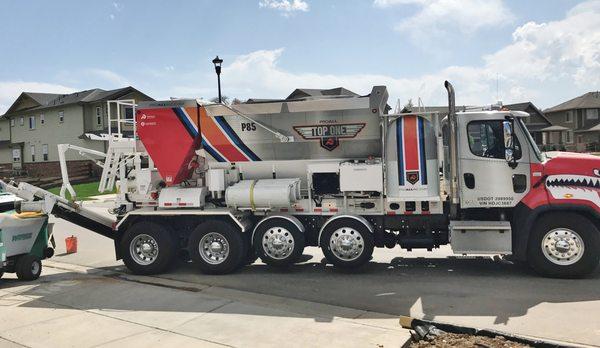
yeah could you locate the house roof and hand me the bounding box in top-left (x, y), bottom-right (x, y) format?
top-left (1, 86), bottom-right (153, 118)
top-left (286, 87), bottom-right (359, 100)
top-left (25, 92), bottom-right (63, 105)
top-left (544, 91), bottom-right (600, 113)
top-left (576, 123), bottom-right (600, 133)
top-left (504, 101), bottom-right (551, 125)
top-left (541, 125), bottom-right (570, 131)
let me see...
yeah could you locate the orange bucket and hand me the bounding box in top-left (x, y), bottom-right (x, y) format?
top-left (65, 236), bottom-right (78, 254)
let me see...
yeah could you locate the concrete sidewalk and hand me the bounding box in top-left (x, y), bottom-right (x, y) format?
top-left (0, 261), bottom-right (411, 348)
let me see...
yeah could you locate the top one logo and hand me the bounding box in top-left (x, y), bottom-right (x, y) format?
top-left (293, 123), bottom-right (366, 151)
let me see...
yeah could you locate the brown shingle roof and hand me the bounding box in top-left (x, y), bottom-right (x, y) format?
top-left (544, 91), bottom-right (600, 113)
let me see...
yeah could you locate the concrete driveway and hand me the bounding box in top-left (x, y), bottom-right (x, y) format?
top-left (47, 203), bottom-right (600, 347)
top-left (1, 263), bottom-right (408, 348)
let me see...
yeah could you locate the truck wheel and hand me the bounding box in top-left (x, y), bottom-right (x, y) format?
top-left (320, 218), bottom-right (374, 269)
top-left (189, 220), bottom-right (245, 274)
top-left (253, 218), bottom-right (305, 267)
top-left (121, 222), bottom-right (175, 275)
top-left (528, 213), bottom-right (600, 278)
top-left (15, 254), bottom-right (42, 281)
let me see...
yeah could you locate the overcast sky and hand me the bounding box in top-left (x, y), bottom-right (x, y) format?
top-left (0, 0), bottom-right (599, 113)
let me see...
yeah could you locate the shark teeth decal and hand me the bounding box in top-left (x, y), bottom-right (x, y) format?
top-left (546, 177), bottom-right (600, 189)
top-left (546, 174), bottom-right (600, 208)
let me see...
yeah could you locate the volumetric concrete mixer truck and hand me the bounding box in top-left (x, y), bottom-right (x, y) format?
top-left (3, 81), bottom-right (599, 278)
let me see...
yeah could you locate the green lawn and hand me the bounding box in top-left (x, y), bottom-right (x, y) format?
top-left (48, 181), bottom-right (115, 200)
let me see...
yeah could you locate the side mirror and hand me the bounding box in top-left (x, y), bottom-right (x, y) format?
top-left (503, 120), bottom-right (517, 168)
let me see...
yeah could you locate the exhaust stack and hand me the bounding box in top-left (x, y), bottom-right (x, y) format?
top-left (444, 81), bottom-right (460, 214)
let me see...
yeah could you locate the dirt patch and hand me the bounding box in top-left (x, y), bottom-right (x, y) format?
top-left (410, 333), bottom-right (531, 348)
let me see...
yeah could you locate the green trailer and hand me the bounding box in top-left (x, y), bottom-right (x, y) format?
top-left (0, 212), bottom-right (54, 281)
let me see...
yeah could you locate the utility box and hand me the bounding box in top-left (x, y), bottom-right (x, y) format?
top-left (339, 162), bottom-right (383, 192)
top-left (449, 221), bottom-right (512, 254)
top-left (158, 187), bottom-right (207, 208)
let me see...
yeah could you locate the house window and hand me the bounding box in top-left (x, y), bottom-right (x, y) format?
top-left (467, 120), bottom-right (521, 160)
top-left (10, 119), bottom-right (15, 127)
top-left (125, 107), bottom-right (133, 119)
top-left (96, 106), bottom-right (102, 125)
top-left (40, 114), bottom-right (45, 125)
top-left (565, 130), bottom-right (574, 144)
top-left (29, 116), bottom-right (36, 130)
top-left (59, 111), bottom-right (64, 123)
top-left (586, 109), bottom-right (599, 120)
top-left (42, 144), bottom-right (49, 161)
top-left (30, 145), bottom-right (35, 162)
top-left (19, 116), bottom-right (24, 126)
top-left (565, 111), bottom-right (573, 123)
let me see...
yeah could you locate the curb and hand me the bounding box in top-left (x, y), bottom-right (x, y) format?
top-left (399, 316), bottom-right (593, 348)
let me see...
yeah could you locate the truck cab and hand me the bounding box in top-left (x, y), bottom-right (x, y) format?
top-left (448, 105), bottom-right (600, 277)
top-left (456, 110), bottom-right (533, 209)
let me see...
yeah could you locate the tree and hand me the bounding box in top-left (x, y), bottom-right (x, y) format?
top-left (209, 96), bottom-right (230, 105)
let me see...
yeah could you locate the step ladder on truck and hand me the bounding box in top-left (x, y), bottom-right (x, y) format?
top-left (3, 81), bottom-right (599, 278)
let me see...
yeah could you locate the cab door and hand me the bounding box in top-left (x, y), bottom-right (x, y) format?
top-left (457, 114), bottom-right (530, 208)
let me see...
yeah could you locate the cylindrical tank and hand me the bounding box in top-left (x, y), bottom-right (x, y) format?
top-left (225, 178), bottom-right (301, 210)
top-left (385, 115), bottom-right (440, 199)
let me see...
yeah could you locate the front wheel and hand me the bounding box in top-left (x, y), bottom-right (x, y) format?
top-left (320, 218), bottom-right (374, 269)
top-left (16, 254), bottom-right (42, 281)
top-left (189, 220), bottom-right (245, 275)
top-left (528, 213), bottom-right (600, 278)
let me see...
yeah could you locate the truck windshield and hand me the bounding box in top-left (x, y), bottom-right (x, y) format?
top-left (517, 118), bottom-right (544, 162)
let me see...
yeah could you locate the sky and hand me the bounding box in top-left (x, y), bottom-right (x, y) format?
top-left (0, 0), bottom-right (599, 113)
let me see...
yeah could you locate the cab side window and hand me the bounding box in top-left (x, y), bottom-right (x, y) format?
top-left (467, 120), bottom-right (521, 160)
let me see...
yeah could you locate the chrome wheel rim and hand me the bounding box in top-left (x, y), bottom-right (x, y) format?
top-left (542, 228), bottom-right (584, 266)
top-left (329, 227), bottom-right (364, 261)
top-left (130, 234), bottom-right (159, 265)
top-left (199, 232), bottom-right (229, 265)
top-left (31, 261), bottom-right (40, 275)
top-left (262, 227), bottom-right (295, 260)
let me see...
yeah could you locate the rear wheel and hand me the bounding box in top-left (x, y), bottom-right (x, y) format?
top-left (254, 218), bottom-right (305, 267)
top-left (15, 254), bottom-right (42, 281)
top-left (189, 220), bottom-right (245, 274)
top-left (121, 222), bottom-right (175, 275)
top-left (528, 213), bottom-right (600, 278)
top-left (320, 218), bottom-right (374, 269)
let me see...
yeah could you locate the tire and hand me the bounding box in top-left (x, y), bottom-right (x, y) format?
top-left (527, 213), bottom-right (600, 278)
top-left (15, 254), bottom-right (42, 281)
top-left (120, 222), bottom-right (176, 275)
top-left (189, 220), bottom-right (245, 274)
top-left (319, 218), bottom-right (374, 269)
top-left (253, 218), bottom-right (305, 267)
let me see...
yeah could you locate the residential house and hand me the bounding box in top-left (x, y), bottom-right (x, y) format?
top-left (503, 102), bottom-right (567, 150)
top-left (0, 87), bottom-right (153, 178)
top-left (544, 91), bottom-right (600, 152)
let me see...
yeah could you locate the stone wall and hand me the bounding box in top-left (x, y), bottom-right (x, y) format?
top-left (21, 160), bottom-right (101, 179)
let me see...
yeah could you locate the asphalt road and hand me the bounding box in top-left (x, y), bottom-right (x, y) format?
top-left (48, 204), bottom-right (600, 346)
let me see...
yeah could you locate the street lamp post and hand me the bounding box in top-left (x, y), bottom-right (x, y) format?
top-left (212, 56), bottom-right (223, 103)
